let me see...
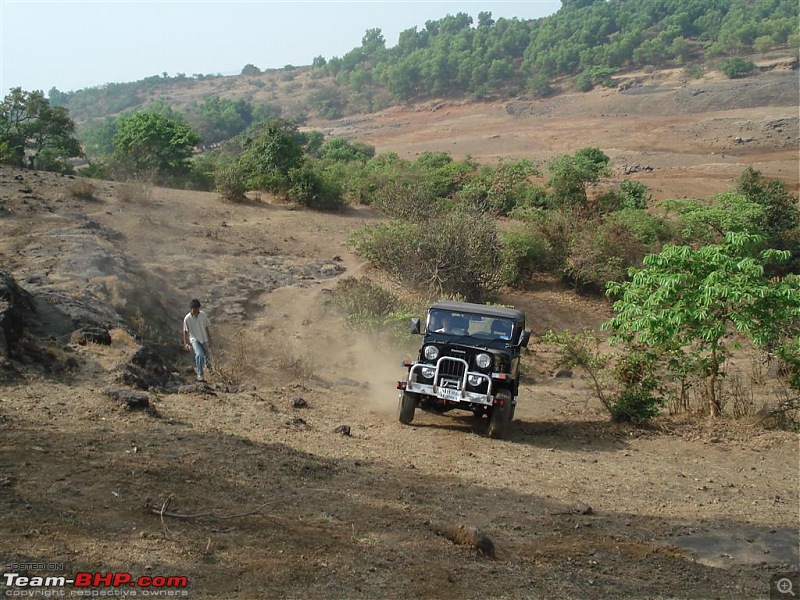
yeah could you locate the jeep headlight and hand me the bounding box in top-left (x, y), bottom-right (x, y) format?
top-left (424, 345), bottom-right (439, 360)
top-left (475, 353), bottom-right (491, 369)
top-left (421, 366), bottom-right (435, 379)
top-left (468, 374), bottom-right (483, 386)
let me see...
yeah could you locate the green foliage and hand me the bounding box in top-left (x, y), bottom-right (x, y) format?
top-left (499, 225), bottom-right (554, 285)
top-left (508, 208), bottom-right (573, 276)
top-left (666, 193), bottom-right (766, 243)
top-left (543, 329), bottom-right (612, 414)
top-left (528, 74), bottom-right (553, 98)
top-left (0, 88), bottom-right (82, 171)
top-left (576, 66), bottom-right (618, 92)
top-left (547, 147), bottom-right (610, 211)
top-left (618, 179), bottom-right (651, 209)
top-left (565, 209), bottom-right (673, 291)
top-left (610, 351), bottom-right (663, 423)
top-left (604, 232), bottom-right (800, 416)
top-left (720, 56), bottom-right (756, 78)
top-left (111, 109), bottom-right (200, 184)
top-left (286, 161), bottom-right (346, 211)
top-left (318, 137), bottom-right (375, 163)
top-left (184, 96), bottom-right (259, 145)
top-left (736, 167), bottom-right (800, 239)
top-left (372, 180), bottom-right (441, 223)
top-left (348, 211), bottom-right (504, 301)
top-left (241, 64), bottom-right (261, 76)
top-left (237, 118), bottom-right (305, 194)
top-left (457, 159), bottom-right (540, 216)
top-left (79, 117), bottom-right (118, 158)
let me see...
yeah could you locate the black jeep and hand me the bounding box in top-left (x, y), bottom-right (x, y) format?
top-left (397, 300), bottom-right (530, 439)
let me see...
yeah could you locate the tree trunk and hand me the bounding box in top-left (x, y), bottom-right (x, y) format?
top-left (708, 346), bottom-right (721, 417)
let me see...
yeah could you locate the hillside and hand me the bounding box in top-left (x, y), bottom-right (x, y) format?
top-left (0, 57), bottom-right (798, 598)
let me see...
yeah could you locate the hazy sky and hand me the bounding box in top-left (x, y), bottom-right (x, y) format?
top-left (1, 0), bottom-right (561, 95)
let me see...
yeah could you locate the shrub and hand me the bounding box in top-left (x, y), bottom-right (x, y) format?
top-left (611, 390), bottom-right (663, 423)
top-left (610, 351), bottom-right (663, 423)
top-left (287, 162), bottom-right (346, 211)
top-left (618, 179), bottom-right (651, 209)
top-left (500, 226), bottom-right (557, 285)
top-left (720, 57), bottom-right (756, 79)
top-left (215, 165), bottom-right (248, 202)
top-left (66, 180), bottom-right (97, 201)
top-left (348, 211), bottom-right (504, 301)
top-left (372, 180), bottom-right (441, 222)
top-left (565, 209), bottom-right (672, 291)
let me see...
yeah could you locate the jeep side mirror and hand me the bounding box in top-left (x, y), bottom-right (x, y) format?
top-left (410, 318), bottom-right (421, 335)
top-left (519, 330), bottom-right (531, 347)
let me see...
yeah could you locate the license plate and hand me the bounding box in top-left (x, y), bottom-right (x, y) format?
top-left (437, 387), bottom-right (461, 401)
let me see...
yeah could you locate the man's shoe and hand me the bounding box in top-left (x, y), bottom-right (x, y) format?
top-left (197, 376), bottom-right (205, 382)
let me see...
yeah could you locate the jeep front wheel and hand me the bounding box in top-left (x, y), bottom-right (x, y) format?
top-left (487, 389), bottom-right (512, 439)
top-left (398, 391), bottom-right (418, 424)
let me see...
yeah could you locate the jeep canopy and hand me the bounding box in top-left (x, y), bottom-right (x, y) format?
top-left (428, 301), bottom-right (525, 325)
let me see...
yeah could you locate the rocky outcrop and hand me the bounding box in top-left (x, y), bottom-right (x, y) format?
top-left (0, 271), bottom-right (36, 359)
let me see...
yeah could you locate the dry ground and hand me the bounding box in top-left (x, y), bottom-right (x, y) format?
top-left (0, 61), bottom-right (798, 600)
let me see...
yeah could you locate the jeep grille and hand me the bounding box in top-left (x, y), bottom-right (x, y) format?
top-left (437, 357), bottom-right (466, 383)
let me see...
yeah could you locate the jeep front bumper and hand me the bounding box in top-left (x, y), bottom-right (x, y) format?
top-left (397, 358), bottom-right (510, 407)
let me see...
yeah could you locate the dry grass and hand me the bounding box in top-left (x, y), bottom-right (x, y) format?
top-left (211, 323), bottom-right (256, 386)
top-left (271, 338), bottom-right (316, 381)
top-left (117, 181), bottom-right (153, 204)
top-left (66, 180), bottom-right (98, 201)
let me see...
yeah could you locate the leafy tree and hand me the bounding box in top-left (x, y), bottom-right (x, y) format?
top-left (736, 167), bottom-right (800, 238)
top-left (79, 117), bottom-right (118, 158)
top-left (111, 109), bottom-right (200, 183)
top-left (547, 147), bottom-right (610, 210)
top-left (241, 64), bottom-right (261, 76)
top-left (566, 209), bottom-right (673, 291)
top-left (605, 232), bottom-right (800, 417)
top-left (237, 118), bottom-right (305, 194)
top-left (0, 88), bottom-right (82, 171)
top-left (666, 193), bottom-right (766, 244)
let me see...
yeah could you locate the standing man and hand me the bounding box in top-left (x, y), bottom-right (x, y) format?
top-left (183, 299), bottom-right (212, 382)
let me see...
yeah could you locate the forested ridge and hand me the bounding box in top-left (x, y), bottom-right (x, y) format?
top-left (42, 0), bottom-right (798, 140)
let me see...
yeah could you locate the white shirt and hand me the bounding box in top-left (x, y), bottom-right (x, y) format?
top-left (183, 311), bottom-right (210, 344)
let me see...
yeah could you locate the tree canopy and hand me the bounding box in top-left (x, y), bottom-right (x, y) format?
top-left (111, 109), bottom-right (200, 183)
top-left (0, 88), bottom-right (82, 172)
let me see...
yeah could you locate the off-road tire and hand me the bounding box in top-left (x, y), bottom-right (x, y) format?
top-left (398, 391), bottom-right (417, 424)
top-left (487, 389), bottom-right (512, 439)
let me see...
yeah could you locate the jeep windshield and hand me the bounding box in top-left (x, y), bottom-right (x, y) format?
top-left (426, 309), bottom-right (514, 342)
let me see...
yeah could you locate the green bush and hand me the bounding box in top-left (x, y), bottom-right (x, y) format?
top-left (372, 180), bottom-right (441, 222)
top-left (618, 179), bottom-right (651, 209)
top-left (610, 351), bottom-right (663, 423)
top-left (610, 390), bottom-right (663, 423)
top-left (287, 162), bottom-right (346, 211)
top-left (720, 57), bottom-right (756, 79)
top-left (500, 226), bottom-right (558, 285)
